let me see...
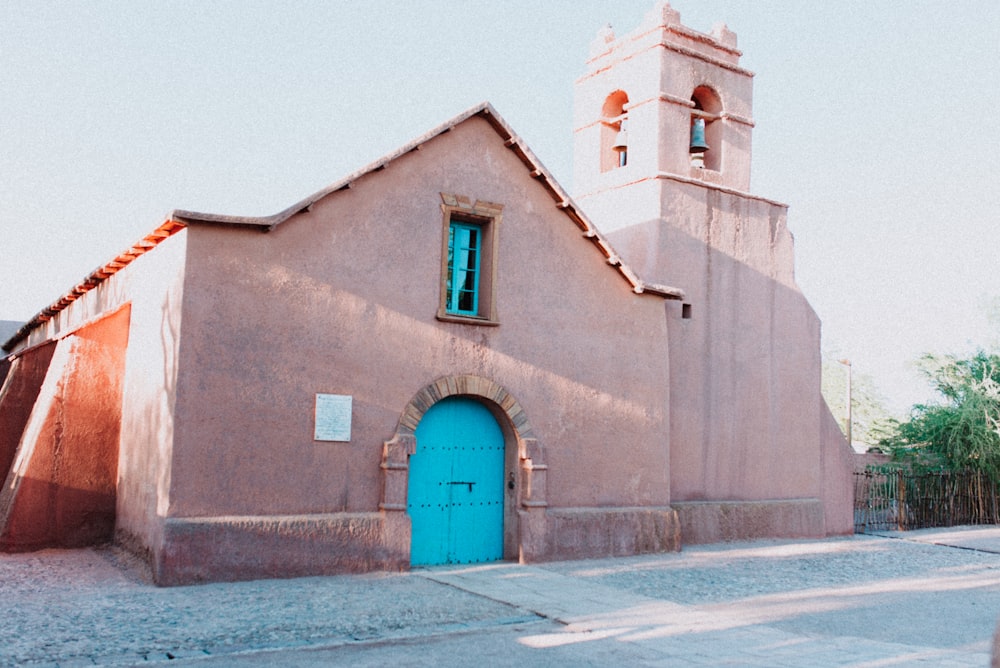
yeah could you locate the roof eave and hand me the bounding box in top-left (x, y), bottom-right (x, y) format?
top-left (2, 219), bottom-right (187, 353)
top-left (5, 101), bottom-right (687, 353)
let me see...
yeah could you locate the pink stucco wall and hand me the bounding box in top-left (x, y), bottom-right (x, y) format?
top-left (606, 187), bottom-right (823, 503)
top-left (154, 115), bottom-right (679, 582)
top-left (602, 187), bottom-right (844, 541)
top-left (822, 401), bottom-right (856, 535)
top-left (114, 230), bottom-right (188, 560)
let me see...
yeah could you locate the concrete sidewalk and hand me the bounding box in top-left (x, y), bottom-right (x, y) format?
top-left (4, 529), bottom-right (1000, 666)
top-left (875, 525), bottom-right (1000, 553)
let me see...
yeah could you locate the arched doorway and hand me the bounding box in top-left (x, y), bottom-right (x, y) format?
top-left (408, 396), bottom-right (504, 566)
top-left (380, 375), bottom-right (548, 567)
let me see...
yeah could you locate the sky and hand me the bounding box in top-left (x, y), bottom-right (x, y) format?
top-left (2, 1), bottom-right (999, 415)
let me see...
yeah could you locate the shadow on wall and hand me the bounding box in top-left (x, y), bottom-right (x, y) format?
top-left (0, 307), bottom-right (129, 552)
top-left (0, 478), bottom-right (115, 551)
top-left (0, 341), bottom-right (57, 481)
top-left (604, 209), bottom-right (854, 538)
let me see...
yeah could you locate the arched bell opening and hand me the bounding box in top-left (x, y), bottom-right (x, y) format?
top-left (690, 86), bottom-right (722, 171)
top-left (600, 90), bottom-right (630, 172)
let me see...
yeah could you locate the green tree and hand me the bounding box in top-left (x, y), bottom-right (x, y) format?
top-left (879, 350), bottom-right (1000, 481)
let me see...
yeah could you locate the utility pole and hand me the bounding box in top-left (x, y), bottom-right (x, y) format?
top-left (839, 359), bottom-right (852, 448)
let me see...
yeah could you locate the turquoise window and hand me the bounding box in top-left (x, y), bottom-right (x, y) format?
top-left (446, 221), bottom-right (480, 315)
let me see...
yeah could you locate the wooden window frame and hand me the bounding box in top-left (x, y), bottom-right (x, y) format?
top-left (437, 195), bottom-right (501, 326)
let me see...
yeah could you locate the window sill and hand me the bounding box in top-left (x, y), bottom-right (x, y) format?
top-left (436, 312), bottom-right (500, 327)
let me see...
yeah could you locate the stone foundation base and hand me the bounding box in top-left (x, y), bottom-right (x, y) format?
top-left (672, 498), bottom-right (825, 545)
top-left (154, 512), bottom-right (410, 586)
top-left (137, 502), bottom-right (833, 585)
top-left (524, 506), bottom-right (681, 562)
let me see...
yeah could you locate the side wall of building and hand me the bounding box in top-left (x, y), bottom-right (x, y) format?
top-left (114, 233), bottom-right (189, 561)
top-left (0, 231), bottom-right (189, 560)
top-left (604, 178), bottom-right (849, 540)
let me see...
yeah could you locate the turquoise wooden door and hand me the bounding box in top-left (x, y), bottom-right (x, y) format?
top-left (408, 397), bottom-right (505, 566)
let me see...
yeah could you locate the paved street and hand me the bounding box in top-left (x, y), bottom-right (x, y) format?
top-left (5, 527), bottom-right (1000, 666)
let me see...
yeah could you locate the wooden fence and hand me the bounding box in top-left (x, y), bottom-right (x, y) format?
top-left (854, 469), bottom-right (1000, 533)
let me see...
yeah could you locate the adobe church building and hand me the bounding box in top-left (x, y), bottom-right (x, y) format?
top-left (0, 2), bottom-right (853, 585)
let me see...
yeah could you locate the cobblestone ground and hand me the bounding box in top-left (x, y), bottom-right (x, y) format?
top-left (3, 533), bottom-right (1000, 666)
top-left (0, 547), bottom-right (530, 666)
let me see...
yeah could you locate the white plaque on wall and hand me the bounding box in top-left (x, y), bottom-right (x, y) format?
top-left (314, 394), bottom-right (352, 442)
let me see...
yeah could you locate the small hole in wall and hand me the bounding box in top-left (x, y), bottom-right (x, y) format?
top-left (682, 303), bottom-right (692, 319)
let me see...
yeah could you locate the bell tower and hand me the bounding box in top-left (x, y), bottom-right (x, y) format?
top-left (571, 3), bottom-right (853, 544)
top-left (573, 1), bottom-right (755, 233)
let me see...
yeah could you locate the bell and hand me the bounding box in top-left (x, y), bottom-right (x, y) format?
top-left (612, 122), bottom-right (628, 153)
top-left (689, 118), bottom-right (709, 153)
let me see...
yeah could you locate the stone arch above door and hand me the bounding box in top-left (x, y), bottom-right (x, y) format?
top-left (380, 375), bottom-right (547, 513)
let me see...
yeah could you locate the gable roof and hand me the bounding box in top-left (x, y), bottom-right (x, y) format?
top-left (4, 103), bottom-right (683, 353)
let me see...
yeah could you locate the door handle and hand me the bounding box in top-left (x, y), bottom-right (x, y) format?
top-left (447, 481), bottom-right (475, 492)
